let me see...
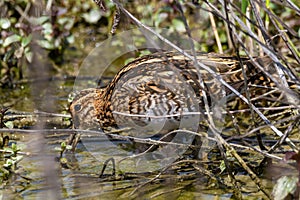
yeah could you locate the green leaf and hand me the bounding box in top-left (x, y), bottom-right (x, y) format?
top-left (66, 34), bottom-right (74, 44)
top-left (37, 40), bottom-right (54, 50)
top-left (82, 9), bottom-right (102, 24)
top-left (219, 160), bottom-right (226, 173)
top-left (32, 16), bottom-right (49, 25)
top-left (42, 23), bottom-right (53, 40)
top-left (60, 157), bottom-right (68, 164)
top-left (24, 47), bottom-right (33, 63)
top-left (3, 34), bottom-right (21, 47)
top-left (4, 159), bottom-right (13, 167)
top-left (66, 145), bottom-right (72, 150)
top-left (58, 17), bottom-right (75, 30)
top-left (4, 121), bottom-right (14, 129)
top-left (64, 18), bottom-right (75, 30)
top-left (11, 143), bottom-right (19, 152)
top-left (241, 0), bottom-right (249, 14)
top-left (14, 155), bottom-right (23, 162)
top-left (3, 50), bottom-right (13, 62)
top-left (265, 0), bottom-right (270, 8)
top-left (21, 35), bottom-right (32, 47)
top-left (172, 19), bottom-right (186, 33)
top-left (0, 167), bottom-right (10, 176)
top-left (0, 18), bottom-right (11, 29)
top-left (61, 142), bottom-right (66, 148)
top-left (54, 147), bottom-right (63, 152)
top-left (124, 57), bottom-right (135, 65)
top-left (58, 17), bottom-right (69, 25)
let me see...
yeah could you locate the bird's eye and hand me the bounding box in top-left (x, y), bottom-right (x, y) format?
top-left (74, 104), bottom-right (82, 112)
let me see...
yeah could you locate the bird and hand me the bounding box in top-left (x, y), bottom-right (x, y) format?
top-left (70, 51), bottom-right (288, 158)
top-left (69, 51), bottom-right (276, 154)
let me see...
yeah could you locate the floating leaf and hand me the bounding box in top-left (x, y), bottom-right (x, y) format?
top-left (0, 18), bottom-right (11, 29)
top-left (3, 34), bottom-right (21, 47)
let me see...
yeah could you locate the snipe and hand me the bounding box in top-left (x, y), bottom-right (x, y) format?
top-left (70, 51), bottom-right (274, 136)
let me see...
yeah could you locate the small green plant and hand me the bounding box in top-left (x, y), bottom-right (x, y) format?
top-left (54, 139), bottom-right (78, 169)
top-left (55, 141), bottom-right (73, 158)
top-left (0, 138), bottom-right (23, 183)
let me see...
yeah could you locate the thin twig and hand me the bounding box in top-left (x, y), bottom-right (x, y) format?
top-left (209, 11), bottom-right (223, 53)
top-left (268, 116), bottom-right (300, 154)
top-left (99, 157), bottom-right (116, 178)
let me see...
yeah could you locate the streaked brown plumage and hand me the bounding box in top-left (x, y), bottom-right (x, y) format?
top-left (70, 51), bottom-right (275, 135)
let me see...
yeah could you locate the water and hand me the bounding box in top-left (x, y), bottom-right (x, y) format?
top-left (0, 26), bottom-right (298, 199)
